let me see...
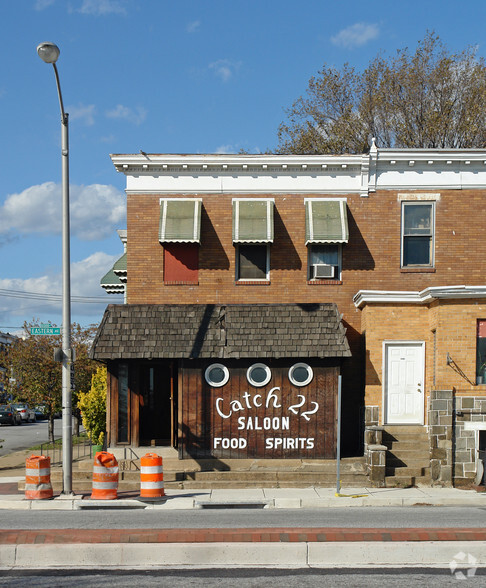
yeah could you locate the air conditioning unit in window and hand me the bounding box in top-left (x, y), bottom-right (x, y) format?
top-left (313, 264), bottom-right (335, 279)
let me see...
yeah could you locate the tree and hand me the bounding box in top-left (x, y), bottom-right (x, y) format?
top-left (0, 320), bottom-right (100, 444)
top-left (276, 32), bottom-right (486, 154)
top-left (77, 366), bottom-right (107, 447)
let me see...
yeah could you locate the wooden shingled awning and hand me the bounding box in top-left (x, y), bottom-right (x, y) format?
top-left (90, 303), bottom-right (351, 361)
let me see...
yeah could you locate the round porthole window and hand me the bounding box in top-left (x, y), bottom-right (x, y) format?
top-left (289, 363), bottom-right (313, 387)
top-left (247, 363), bottom-right (271, 387)
top-left (205, 363), bottom-right (229, 387)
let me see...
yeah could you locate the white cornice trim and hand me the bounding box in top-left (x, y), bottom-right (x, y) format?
top-left (111, 149), bottom-right (486, 196)
top-left (354, 285), bottom-right (486, 308)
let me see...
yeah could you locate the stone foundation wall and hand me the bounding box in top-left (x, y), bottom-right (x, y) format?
top-left (364, 406), bottom-right (386, 487)
top-left (428, 390), bottom-right (486, 487)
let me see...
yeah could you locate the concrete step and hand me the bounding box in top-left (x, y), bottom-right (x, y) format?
top-left (383, 425), bottom-right (427, 434)
top-left (383, 440), bottom-right (429, 451)
top-left (386, 455), bottom-right (430, 467)
top-left (386, 466), bottom-right (430, 477)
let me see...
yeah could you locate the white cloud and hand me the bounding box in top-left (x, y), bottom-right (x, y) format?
top-left (331, 23), bottom-right (379, 49)
top-left (0, 251), bottom-right (122, 324)
top-left (105, 104), bottom-right (147, 125)
top-left (215, 145), bottom-right (236, 154)
top-left (186, 20), bottom-right (200, 33)
top-left (34, 0), bottom-right (55, 10)
top-left (67, 103), bottom-right (96, 126)
top-left (208, 59), bottom-right (242, 82)
top-left (0, 182), bottom-right (126, 241)
top-left (77, 0), bottom-right (127, 15)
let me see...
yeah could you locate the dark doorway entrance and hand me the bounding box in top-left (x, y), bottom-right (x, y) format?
top-left (139, 363), bottom-right (175, 446)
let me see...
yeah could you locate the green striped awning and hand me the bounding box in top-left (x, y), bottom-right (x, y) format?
top-left (100, 267), bottom-right (125, 294)
top-left (232, 199), bottom-right (274, 243)
top-left (159, 199), bottom-right (202, 243)
top-left (305, 200), bottom-right (349, 244)
top-left (112, 252), bottom-right (127, 282)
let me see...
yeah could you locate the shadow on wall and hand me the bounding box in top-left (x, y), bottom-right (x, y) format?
top-left (199, 207), bottom-right (230, 270)
top-left (345, 209), bottom-right (375, 271)
top-left (272, 207), bottom-right (302, 271)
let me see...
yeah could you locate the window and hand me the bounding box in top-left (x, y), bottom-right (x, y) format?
top-left (205, 364), bottom-right (230, 387)
top-left (164, 243), bottom-right (198, 284)
top-left (237, 244), bottom-right (269, 281)
top-left (308, 244), bottom-right (341, 280)
top-left (401, 202), bottom-right (434, 267)
top-left (477, 320), bottom-right (486, 384)
top-left (289, 363), bottom-right (313, 387)
top-left (247, 363), bottom-right (272, 387)
top-left (117, 363), bottom-right (129, 443)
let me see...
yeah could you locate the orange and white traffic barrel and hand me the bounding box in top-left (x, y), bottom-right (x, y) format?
top-left (140, 453), bottom-right (165, 499)
top-left (25, 455), bottom-right (53, 500)
top-left (91, 451), bottom-right (118, 500)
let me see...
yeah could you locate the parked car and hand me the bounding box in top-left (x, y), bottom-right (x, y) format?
top-left (0, 404), bottom-right (22, 425)
top-left (12, 403), bottom-right (36, 423)
top-left (34, 405), bottom-right (47, 420)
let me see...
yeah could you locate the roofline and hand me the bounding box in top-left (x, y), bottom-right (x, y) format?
top-left (354, 285), bottom-right (486, 308)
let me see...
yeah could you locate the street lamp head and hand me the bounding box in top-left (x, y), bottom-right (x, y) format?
top-left (37, 42), bottom-right (60, 64)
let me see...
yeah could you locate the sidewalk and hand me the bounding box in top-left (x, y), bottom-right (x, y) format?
top-left (0, 476), bottom-right (485, 510)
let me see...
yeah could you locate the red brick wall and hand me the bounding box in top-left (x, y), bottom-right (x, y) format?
top-left (127, 188), bottom-right (485, 321)
top-left (126, 188), bottom-right (486, 447)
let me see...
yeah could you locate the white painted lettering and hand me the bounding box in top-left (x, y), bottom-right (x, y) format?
top-left (237, 417), bottom-right (245, 430)
top-left (215, 398), bottom-right (231, 419)
top-left (266, 387), bottom-right (281, 409)
top-left (288, 395), bottom-right (305, 414)
top-left (301, 402), bottom-right (319, 421)
top-left (230, 399), bottom-right (244, 413)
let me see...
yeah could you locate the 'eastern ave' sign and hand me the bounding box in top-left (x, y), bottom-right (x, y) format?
top-left (30, 323), bottom-right (61, 336)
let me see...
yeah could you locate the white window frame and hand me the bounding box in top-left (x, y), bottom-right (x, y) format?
top-left (246, 363), bottom-right (272, 387)
top-left (236, 244), bottom-right (270, 281)
top-left (288, 363), bottom-right (314, 387)
top-left (205, 363), bottom-right (230, 388)
top-left (401, 201), bottom-right (435, 268)
top-left (307, 243), bottom-right (342, 280)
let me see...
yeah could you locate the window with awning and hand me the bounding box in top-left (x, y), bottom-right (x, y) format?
top-left (305, 199), bottom-right (349, 244)
top-left (232, 199), bottom-right (274, 243)
top-left (159, 199), bottom-right (202, 243)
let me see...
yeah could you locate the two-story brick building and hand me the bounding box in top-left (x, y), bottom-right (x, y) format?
top-left (91, 143), bottom-right (486, 487)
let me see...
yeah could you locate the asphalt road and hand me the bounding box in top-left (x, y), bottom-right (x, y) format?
top-left (0, 418), bottom-right (73, 456)
top-left (0, 568), bottom-right (484, 587)
top-left (1, 506), bottom-right (486, 529)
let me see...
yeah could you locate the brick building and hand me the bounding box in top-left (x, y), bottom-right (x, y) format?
top-left (91, 143), bottom-right (486, 487)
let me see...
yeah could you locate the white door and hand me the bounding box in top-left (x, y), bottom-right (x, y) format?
top-left (385, 342), bottom-right (424, 424)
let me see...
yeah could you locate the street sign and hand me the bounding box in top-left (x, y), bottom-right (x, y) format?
top-left (30, 323), bottom-right (61, 336)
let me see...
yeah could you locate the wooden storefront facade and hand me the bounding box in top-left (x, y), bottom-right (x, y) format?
top-left (93, 303), bottom-right (351, 459)
top-left (106, 358), bottom-right (340, 459)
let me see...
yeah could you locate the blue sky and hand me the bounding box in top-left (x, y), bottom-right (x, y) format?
top-left (2, 0), bottom-right (486, 334)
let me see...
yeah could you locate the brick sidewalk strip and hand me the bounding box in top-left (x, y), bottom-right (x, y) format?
top-left (1, 528), bottom-right (486, 544)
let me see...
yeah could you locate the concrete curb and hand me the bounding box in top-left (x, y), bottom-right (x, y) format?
top-left (0, 492), bottom-right (485, 510)
top-left (0, 541), bottom-right (485, 569)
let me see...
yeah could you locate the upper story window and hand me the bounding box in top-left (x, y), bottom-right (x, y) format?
top-left (305, 198), bottom-right (348, 282)
top-left (477, 320), bottom-right (486, 384)
top-left (236, 244), bottom-right (269, 280)
top-left (401, 202), bottom-right (435, 267)
top-left (159, 198), bottom-right (202, 285)
top-left (308, 244), bottom-right (341, 280)
top-left (233, 199), bottom-right (274, 282)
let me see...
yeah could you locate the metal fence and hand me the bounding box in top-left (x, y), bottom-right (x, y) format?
top-left (39, 435), bottom-right (92, 465)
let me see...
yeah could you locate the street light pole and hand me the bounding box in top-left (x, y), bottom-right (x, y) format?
top-left (37, 42), bottom-right (73, 496)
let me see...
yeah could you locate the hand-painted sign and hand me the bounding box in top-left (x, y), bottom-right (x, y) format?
top-left (213, 386), bottom-right (319, 452)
